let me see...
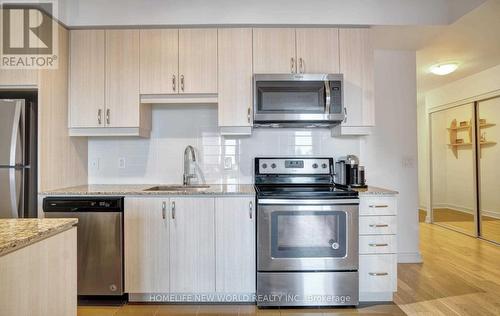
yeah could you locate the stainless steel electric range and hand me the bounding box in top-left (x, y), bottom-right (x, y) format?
top-left (255, 157), bottom-right (359, 307)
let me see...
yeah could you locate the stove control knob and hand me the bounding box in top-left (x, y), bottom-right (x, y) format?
top-left (322, 163), bottom-right (327, 169)
top-left (262, 163), bottom-right (267, 169)
top-left (271, 163), bottom-right (277, 169)
top-left (312, 163), bottom-right (318, 169)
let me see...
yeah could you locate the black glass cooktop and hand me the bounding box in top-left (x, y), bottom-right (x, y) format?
top-left (255, 184), bottom-right (358, 199)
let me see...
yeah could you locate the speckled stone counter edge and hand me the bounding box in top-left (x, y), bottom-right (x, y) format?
top-left (0, 218), bottom-right (78, 257)
top-left (39, 184), bottom-right (256, 196)
top-left (355, 186), bottom-right (398, 195)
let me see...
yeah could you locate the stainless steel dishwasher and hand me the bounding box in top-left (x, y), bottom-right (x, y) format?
top-left (43, 196), bottom-right (124, 296)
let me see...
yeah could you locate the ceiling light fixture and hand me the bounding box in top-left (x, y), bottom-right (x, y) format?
top-left (430, 63), bottom-right (459, 76)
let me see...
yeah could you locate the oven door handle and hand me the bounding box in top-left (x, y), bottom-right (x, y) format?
top-left (257, 198), bottom-right (359, 205)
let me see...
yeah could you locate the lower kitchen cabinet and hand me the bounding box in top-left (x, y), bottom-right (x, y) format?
top-left (358, 194), bottom-right (398, 302)
top-left (124, 197), bottom-right (170, 293)
top-left (124, 195), bottom-right (255, 302)
top-left (215, 197), bottom-right (256, 296)
top-left (169, 197), bottom-right (216, 293)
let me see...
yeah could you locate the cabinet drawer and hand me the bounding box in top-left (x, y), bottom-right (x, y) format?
top-left (359, 216), bottom-right (397, 235)
top-left (359, 254), bottom-right (397, 292)
top-left (359, 235), bottom-right (397, 254)
top-left (360, 197), bottom-right (397, 216)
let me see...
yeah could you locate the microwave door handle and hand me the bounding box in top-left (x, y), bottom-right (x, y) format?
top-left (324, 80), bottom-right (331, 115)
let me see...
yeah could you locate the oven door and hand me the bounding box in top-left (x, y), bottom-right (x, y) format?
top-left (253, 74), bottom-right (345, 125)
top-left (257, 199), bottom-right (358, 271)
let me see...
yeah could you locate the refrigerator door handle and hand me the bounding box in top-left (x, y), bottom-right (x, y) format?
top-left (9, 168), bottom-right (19, 218)
top-left (10, 101), bottom-right (22, 166)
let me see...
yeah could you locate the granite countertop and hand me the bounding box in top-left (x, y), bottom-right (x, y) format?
top-left (39, 184), bottom-right (256, 196)
top-left (0, 218), bottom-right (78, 257)
top-left (355, 186), bottom-right (398, 195)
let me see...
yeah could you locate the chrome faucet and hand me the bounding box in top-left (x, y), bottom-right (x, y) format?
top-left (183, 145), bottom-right (197, 186)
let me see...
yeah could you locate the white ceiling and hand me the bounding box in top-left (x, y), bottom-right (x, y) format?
top-left (56, 0), bottom-right (497, 95)
top-left (373, 0), bottom-right (500, 93)
top-left (58, 0), bottom-right (484, 27)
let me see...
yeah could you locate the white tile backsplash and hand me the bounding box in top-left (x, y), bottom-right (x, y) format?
top-left (88, 104), bottom-right (360, 184)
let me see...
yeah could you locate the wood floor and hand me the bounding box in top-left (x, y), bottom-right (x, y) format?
top-left (78, 222), bottom-right (500, 316)
top-left (421, 208), bottom-right (500, 242)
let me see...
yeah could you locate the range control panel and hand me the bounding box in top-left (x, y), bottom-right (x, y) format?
top-left (256, 158), bottom-right (332, 175)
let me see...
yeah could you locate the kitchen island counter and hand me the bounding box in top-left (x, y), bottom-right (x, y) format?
top-left (0, 218), bottom-right (77, 256)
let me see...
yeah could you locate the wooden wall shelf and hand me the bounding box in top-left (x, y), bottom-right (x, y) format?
top-left (447, 119), bottom-right (496, 158)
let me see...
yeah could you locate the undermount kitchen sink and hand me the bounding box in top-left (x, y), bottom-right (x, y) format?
top-left (143, 185), bottom-right (211, 192)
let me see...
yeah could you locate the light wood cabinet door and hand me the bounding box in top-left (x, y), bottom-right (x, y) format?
top-left (169, 197), bottom-right (215, 293)
top-left (105, 30), bottom-right (140, 127)
top-left (69, 30), bottom-right (105, 128)
top-left (253, 28), bottom-right (296, 74)
top-left (140, 29), bottom-right (179, 94)
top-left (124, 197), bottom-right (170, 293)
top-left (215, 197), bottom-right (256, 294)
top-left (339, 28), bottom-right (374, 127)
top-left (218, 28), bottom-right (253, 128)
top-left (296, 28), bottom-right (340, 74)
top-left (178, 29), bottom-right (217, 94)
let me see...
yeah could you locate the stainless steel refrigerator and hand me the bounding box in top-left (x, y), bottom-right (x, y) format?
top-left (0, 91), bottom-right (37, 218)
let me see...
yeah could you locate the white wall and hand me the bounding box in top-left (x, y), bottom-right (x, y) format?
top-left (360, 50), bottom-right (421, 263)
top-left (88, 104), bottom-right (360, 185)
top-left (420, 63), bottom-right (500, 215)
top-left (61, 0), bottom-right (481, 27)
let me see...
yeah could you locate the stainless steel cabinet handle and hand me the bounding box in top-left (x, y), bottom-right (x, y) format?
top-left (369, 243), bottom-right (388, 247)
top-left (290, 57), bottom-right (295, 73)
top-left (369, 272), bottom-right (389, 276)
top-left (369, 224), bottom-right (389, 228)
top-left (369, 205), bottom-right (389, 208)
top-left (171, 201), bottom-right (176, 219)
top-left (172, 75), bottom-right (176, 92)
top-left (180, 75), bottom-right (184, 92)
top-left (343, 107), bottom-right (347, 123)
top-left (97, 109), bottom-right (102, 125)
top-left (162, 201), bottom-right (167, 219)
top-left (249, 201), bottom-right (253, 219)
top-left (299, 58), bottom-right (304, 73)
top-left (247, 107), bottom-right (251, 123)
top-left (106, 109), bottom-right (110, 125)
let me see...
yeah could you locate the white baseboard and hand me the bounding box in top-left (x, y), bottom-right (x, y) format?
top-left (398, 251), bottom-right (422, 263)
top-left (433, 203), bottom-right (474, 214)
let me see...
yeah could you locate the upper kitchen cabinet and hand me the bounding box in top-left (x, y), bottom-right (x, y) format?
top-left (140, 29), bottom-right (179, 95)
top-left (68, 29), bottom-right (151, 137)
top-left (253, 28), bottom-right (296, 74)
top-left (139, 28), bottom-right (217, 102)
top-left (332, 28), bottom-right (374, 136)
top-left (253, 28), bottom-right (340, 74)
top-left (69, 30), bottom-right (105, 128)
top-left (178, 29), bottom-right (218, 94)
top-left (218, 28), bottom-right (253, 135)
top-left (295, 28), bottom-right (340, 74)
top-left (105, 30), bottom-right (143, 128)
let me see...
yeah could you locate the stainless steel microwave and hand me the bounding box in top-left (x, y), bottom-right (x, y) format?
top-left (253, 74), bottom-right (345, 127)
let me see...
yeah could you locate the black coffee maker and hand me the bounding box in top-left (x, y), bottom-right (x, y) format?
top-left (334, 155), bottom-right (367, 188)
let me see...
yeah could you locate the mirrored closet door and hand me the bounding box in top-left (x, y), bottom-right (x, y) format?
top-left (430, 103), bottom-right (477, 236)
top-left (477, 97), bottom-right (500, 243)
